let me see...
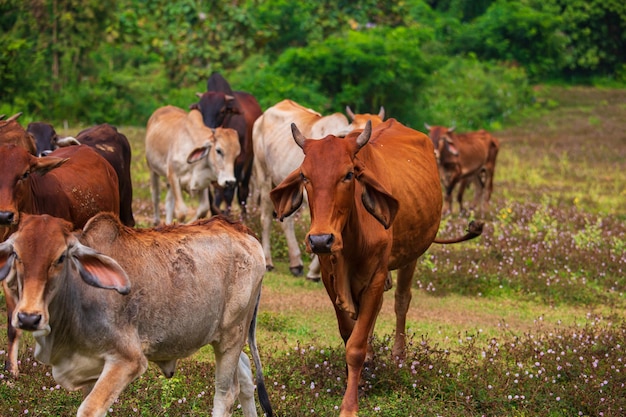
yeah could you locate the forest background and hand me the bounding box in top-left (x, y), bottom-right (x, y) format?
top-left (2, 0), bottom-right (626, 129)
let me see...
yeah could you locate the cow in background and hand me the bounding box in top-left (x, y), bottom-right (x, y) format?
top-left (0, 213), bottom-right (273, 417)
top-left (253, 99), bottom-right (352, 278)
top-left (0, 144), bottom-right (120, 377)
top-left (346, 105), bottom-right (386, 130)
top-left (145, 105), bottom-right (240, 225)
top-left (271, 119), bottom-right (481, 416)
top-left (26, 122), bottom-right (136, 227)
top-left (425, 124), bottom-right (500, 215)
top-left (191, 72), bottom-right (263, 217)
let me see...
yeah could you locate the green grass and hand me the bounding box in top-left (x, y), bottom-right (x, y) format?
top-left (1, 85), bottom-right (626, 416)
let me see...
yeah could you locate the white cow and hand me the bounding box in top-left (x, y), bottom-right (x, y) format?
top-left (253, 100), bottom-right (386, 279)
top-left (145, 105), bottom-right (240, 225)
top-left (0, 213), bottom-right (273, 417)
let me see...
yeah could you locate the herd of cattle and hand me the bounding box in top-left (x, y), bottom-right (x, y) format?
top-left (0, 73), bottom-right (497, 417)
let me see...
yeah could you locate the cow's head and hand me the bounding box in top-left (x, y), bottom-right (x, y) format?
top-left (0, 214), bottom-right (130, 337)
top-left (270, 121), bottom-right (398, 254)
top-left (186, 124), bottom-right (240, 192)
top-left (192, 91), bottom-right (238, 128)
top-left (346, 106), bottom-right (385, 131)
top-left (0, 145), bottom-right (68, 226)
top-left (424, 124), bottom-right (459, 162)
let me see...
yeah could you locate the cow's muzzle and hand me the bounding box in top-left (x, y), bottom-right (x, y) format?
top-left (0, 211), bottom-right (16, 225)
top-left (17, 312), bottom-right (42, 330)
top-left (308, 234), bottom-right (334, 254)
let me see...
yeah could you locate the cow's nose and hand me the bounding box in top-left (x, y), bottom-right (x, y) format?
top-left (17, 312), bottom-right (42, 330)
top-left (0, 211), bottom-right (15, 225)
top-left (308, 234), bottom-right (334, 253)
top-left (224, 179), bottom-right (236, 189)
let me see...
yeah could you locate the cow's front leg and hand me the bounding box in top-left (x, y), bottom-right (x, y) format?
top-left (340, 270), bottom-right (386, 417)
top-left (77, 356), bottom-right (147, 417)
top-left (3, 282), bottom-right (20, 378)
top-left (166, 169), bottom-right (188, 223)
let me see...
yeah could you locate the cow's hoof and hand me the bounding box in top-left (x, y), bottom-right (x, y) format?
top-left (265, 264), bottom-right (274, 272)
top-left (290, 265), bottom-right (304, 276)
top-left (306, 275), bottom-right (321, 283)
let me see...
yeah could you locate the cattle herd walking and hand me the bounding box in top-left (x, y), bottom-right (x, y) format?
top-left (0, 73), bottom-right (498, 416)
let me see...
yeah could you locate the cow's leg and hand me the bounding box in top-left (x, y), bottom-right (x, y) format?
top-left (237, 160), bottom-right (254, 219)
top-left (340, 269), bottom-right (387, 417)
top-left (166, 169), bottom-right (187, 223)
top-left (213, 347), bottom-right (245, 417)
top-left (306, 254), bottom-right (321, 282)
top-left (471, 172), bottom-right (485, 213)
top-left (443, 177), bottom-right (459, 215)
top-left (236, 352), bottom-right (258, 417)
top-left (280, 217), bottom-right (303, 276)
top-left (192, 188), bottom-right (211, 221)
top-left (393, 260), bottom-right (417, 361)
top-left (77, 356), bottom-right (147, 417)
top-left (3, 282), bottom-right (20, 378)
top-left (149, 171), bottom-right (161, 226)
top-left (457, 177), bottom-right (470, 214)
top-left (257, 175), bottom-right (275, 271)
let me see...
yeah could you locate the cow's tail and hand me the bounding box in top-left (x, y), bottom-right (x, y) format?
top-left (433, 220), bottom-right (484, 244)
top-left (248, 290), bottom-right (274, 417)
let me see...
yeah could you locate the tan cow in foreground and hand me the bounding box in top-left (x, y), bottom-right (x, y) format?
top-left (425, 124), bottom-right (500, 214)
top-left (145, 105), bottom-right (240, 225)
top-left (271, 119), bottom-right (481, 416)
top-left (0, 213), bottom-right (273, 417)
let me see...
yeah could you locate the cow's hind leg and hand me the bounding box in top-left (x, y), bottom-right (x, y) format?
top-left (393, 260), bottom-right (417, 361)
top-left (213, 347), bottom-right (246, 417)
top-left (237, 352), bottom-right (258, 417)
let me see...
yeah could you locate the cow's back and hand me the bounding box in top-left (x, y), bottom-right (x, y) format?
top-left (357, 119), bottom-right (443, 266)
top-left (145, 106), bottom-right (195, 177)
top-left (76, 124), bottom-right (135, 227)
top-left (80, 214), bottom-right (265, 355)
top-left (36, 146), bottom-right (120, 228)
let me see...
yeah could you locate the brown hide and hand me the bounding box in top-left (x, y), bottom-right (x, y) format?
top-left (0, 116), bottom-right (37, 156)
top-left (426, 125), bottom-right (500, 214)
top-left (270, 119), bottom-right (443, 416)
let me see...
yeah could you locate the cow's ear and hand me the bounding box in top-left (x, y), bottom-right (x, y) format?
top-left (443, 137), bottom-right (459, 156)
top-left (270, 169), bottom-right (304, 221)
top-left (0, 242), bottom-right (16, 282)
top-left (69, 241), bottom-right (131, 295)
top-left (33, 156), bottom-right (68, 175)
top-left (187, 143), bottom-right (211, 164)
top-left (356, 166), bottom-right (399, 229)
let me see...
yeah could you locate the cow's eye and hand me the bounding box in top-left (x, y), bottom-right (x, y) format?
top-left (300, 172), bottom-right (308, 182)
top-left (344, 171), bottom-right (354, 181)
top-left (216, 148), bottom-right (224, 157)
top-left (20, 171), bottom-right (29, 181)
top-left (56, 254), bottom-right (66, 265)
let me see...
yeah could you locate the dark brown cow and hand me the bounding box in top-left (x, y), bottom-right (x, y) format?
top-left (191, 72), bottom-right (263, 217)
top-left (26, 123), bottom-right (136, 227)
top-left (270, 119), bottom-right (481, 416)
top-left (0, 144), bottom-right (120, 377)
top-left (0, 112), bottom-right (37, 155)
top-left (74, 124), bottom-right (135, 227)
top-left (425, 124), bottom-right (500, 214)
top-left (0, 213), bottom-right (273, 417)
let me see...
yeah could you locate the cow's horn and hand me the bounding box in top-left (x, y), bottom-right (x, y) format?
top-left (424, 122), bottom-right (431, 131)
top-left (7, 112), bottom-right (22, 122)
top-left (448, 125), bottom-right (456, 132)
top-left (378, 106), bottom-right (385, 119)
top-left (356, 120), bottom-right (372, 149)
top-left (346, 106), bottom-right (356, 120)
top-left (291, 123), bottom-right (307, 149)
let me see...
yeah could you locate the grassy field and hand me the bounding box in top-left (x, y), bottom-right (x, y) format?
top-left (1, 86), bottom-right (625, 416)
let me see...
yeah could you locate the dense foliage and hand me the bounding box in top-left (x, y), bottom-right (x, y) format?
top-left (1, 0), bottom-right (625, 128)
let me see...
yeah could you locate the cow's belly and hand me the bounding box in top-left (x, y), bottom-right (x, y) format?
top-left (51, 352), bottom-right (105, 391)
